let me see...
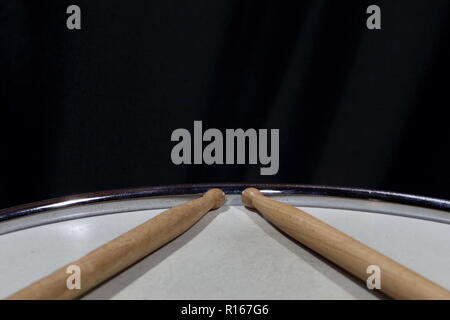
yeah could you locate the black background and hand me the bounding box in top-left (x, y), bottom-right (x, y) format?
top-left (1, 1), bottom-right (450, 209)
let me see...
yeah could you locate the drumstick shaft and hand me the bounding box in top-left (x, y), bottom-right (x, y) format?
top-left (7, 188), bottom-right (225, 300)
top-left (242, 188), bottom-right (450, 300)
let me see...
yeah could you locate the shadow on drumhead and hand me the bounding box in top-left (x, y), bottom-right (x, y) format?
top-left (81, 206), bottom-right (228, 300)
top-left (82, 204), bottom-right (387, 300)
top-left (243, 207), bottom-right (388, 300)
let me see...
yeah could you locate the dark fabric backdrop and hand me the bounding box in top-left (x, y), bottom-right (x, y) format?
top-left (1, 1), bottom-right (450, 209)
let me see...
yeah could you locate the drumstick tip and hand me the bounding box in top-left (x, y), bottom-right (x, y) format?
top-left (204, 188), bottom-right (225, 209)
top-left (242, 187), bottom-right (262, 208)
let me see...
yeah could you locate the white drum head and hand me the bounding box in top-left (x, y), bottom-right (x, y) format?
top-left (1, 184), bottom-right (449, 299)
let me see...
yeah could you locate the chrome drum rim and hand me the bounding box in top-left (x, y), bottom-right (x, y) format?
top-left (1, 183), bottom-right (450, 235)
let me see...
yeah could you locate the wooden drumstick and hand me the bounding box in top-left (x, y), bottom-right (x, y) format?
top-left (7, 188), bottom-right (225, 300)
top-left (242, 188), bottom-right (450, 300)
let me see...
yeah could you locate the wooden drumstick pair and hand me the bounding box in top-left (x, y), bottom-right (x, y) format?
top-left (7, 188), bottom-right (450, 300)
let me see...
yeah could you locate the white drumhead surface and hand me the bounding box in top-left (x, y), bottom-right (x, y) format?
top-left (0, 205), bottom-right (449, 299)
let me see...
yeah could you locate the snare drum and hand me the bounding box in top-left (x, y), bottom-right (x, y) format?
top-left (1, 184), bottom-right (449, 300)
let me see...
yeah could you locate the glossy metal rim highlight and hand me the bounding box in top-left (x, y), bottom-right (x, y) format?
top-left (1, 183), bottom-right (450, 235)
